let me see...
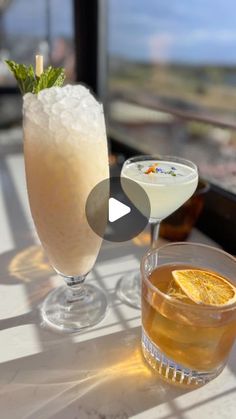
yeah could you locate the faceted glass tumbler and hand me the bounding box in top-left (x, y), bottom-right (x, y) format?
top-left (141, 242), bottom-right (236, 387)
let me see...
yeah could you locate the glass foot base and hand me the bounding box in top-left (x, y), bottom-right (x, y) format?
top-left (142, 329), bottom-right (224, 387)
top-left (117, 272), bottom-right (141, 309)
top-left (41, 284), bottom-right (108, 333)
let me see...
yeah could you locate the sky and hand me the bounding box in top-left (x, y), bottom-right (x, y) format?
top-left (3, 0), bottom-right (236, 64)
top-left (108, 0), bottom-right (236, 64)
top-left (3, 0), bottom-right (73, 38)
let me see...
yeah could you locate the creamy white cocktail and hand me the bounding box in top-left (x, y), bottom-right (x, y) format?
top-left (118, 155), bottom-right (198, 309)
top-left (23, 85), bottom-right (108, 277)
top-left (122, 160), bottom-right (198, 221)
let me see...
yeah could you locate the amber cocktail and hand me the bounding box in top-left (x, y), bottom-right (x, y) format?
top-left (141, 243), bottom-right (236, 386)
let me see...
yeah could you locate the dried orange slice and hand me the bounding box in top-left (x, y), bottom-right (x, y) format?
top-left (172, 269), bottom-right (236, 306)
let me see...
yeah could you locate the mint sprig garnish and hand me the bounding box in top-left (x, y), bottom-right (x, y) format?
top-left (5, 60), bottom-right (35, 94)
top-left (5, 60), bottom-right (65, 95)
top-left (34, 66), bottom-right (65, 93)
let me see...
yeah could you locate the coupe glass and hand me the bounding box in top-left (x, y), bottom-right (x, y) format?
top-left (23, 85), bottom-right (109, 332)
top-left (141, 242), bottom-right (236, 386)
top-left (117, 155), bottom-right (198, 308)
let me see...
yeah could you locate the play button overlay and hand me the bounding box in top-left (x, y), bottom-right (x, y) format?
top-left (86, 176), bottom-right (150, 242)
top-left (109, 198), bottom-right (131, 222)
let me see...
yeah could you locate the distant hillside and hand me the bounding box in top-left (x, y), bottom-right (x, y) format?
top-left (108, 55), bottom-right (236, 122)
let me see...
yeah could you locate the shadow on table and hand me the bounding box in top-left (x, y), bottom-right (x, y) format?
top-left (0, 245), bottom-right (75, 349)
top-left (0, 242), bottom-right (143, 348)
top-left (0, 245), bottom-right (53, 326)
top-left (0, 326), bottom-right (193, 419)
top-left (1, 246), bottom-right (236, 418)
top-left (0, 244), bottom-right (192, 418)
top-left (0, 241), bottom-right (141, 313)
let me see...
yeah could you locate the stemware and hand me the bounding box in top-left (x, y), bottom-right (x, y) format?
top-left (23, 85), bottom-right (109, 332)
top-left (117, 155), bottom-right (198, 308)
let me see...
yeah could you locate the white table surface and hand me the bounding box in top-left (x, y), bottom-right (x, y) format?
top-left (0, 153), bottom-right (236, 419)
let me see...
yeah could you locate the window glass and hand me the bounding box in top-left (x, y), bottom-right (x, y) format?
top-left (107, 0), bottom-right (236, 194)
top-left (0, 0), bottom-right (75, 85)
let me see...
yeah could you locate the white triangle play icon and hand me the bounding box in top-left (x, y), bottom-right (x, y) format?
top-left (108, 197), bottom-right (131, 223)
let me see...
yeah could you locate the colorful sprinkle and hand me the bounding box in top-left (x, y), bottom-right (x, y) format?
top-left (143, 163), bottom-right (179, 176)
top-left (145, 163), bottom-right (158, 174)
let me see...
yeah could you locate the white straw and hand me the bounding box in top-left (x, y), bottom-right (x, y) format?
top-left (35, 55), bottom-right (44, 77)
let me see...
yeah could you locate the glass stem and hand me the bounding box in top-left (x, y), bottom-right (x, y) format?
top-left (61, 273), bottom-right (87, 302)
top-left (150, 221), bottom-right (161, 249)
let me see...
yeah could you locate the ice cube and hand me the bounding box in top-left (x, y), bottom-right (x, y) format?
top-left (23, 84), bottom-right (106, 142)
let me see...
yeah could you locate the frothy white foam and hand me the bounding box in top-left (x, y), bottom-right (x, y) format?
top-left (122, 161), bottom-right (197, 185)
top-left (23, 84), bottom-right (106, 142)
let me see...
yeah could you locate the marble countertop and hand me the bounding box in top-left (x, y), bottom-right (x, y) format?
top-left (0, 153), bottom-right (235, 419)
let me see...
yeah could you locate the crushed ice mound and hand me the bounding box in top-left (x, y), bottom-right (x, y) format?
top-left (23, 84), bottom-right (106, 142)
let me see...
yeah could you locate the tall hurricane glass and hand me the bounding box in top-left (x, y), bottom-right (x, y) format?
top-left (118, 155), bottom-right (198, 308)
top-left (23, 85), bottom-right (109, 332)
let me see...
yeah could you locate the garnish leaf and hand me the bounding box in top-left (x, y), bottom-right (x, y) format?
top-left (5, 60), bottom-right (35, 94)
top-left (5, 60), bottom-right (65, 94)
top-left (34, 66), bottom-right (65, 93)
